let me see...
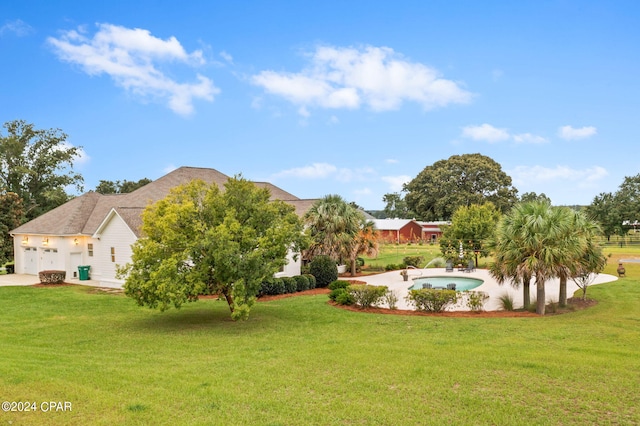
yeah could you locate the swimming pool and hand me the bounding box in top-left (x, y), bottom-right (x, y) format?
top-left (409, 276), bottom-right (484, 291)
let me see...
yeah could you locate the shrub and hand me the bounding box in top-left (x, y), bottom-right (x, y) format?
top-left (282, 277), bottom-right (298, 293)
top-left (293, 275), bottom-right (310, 292)
top-left (497, 293), bottom-right (514, 311)
top-left (304, 274), bottom-right (316, 289)
top-left (330, 287), bottom-right (355, 305)
top-left (384, 263), bottom-right (406, 271)
top-left (356, 257), bottom-right (365, 268)
top-left (406, 289), bottom-right (459, 312)
top-left (349, 285), bottom-right (388, 309)
top-left (260, 278), bottom-right (286, 296)
top-left (384, 289), bottom-right (399, 310)
top-left (463, 291), bottom-right (489, 312)
top-left (328, 280), bottom-right (350, 290)
top-left (403, 256), bottom-right (424, 268)
top-left (38, 270), bottom-right (66, 284)
top-left (309, 255), bottom-right (338, 288)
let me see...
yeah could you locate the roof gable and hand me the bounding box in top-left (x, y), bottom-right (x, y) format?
top-left (12, 166), bottom-right (313, 237)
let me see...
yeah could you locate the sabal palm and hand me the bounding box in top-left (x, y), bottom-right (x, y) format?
top-left (304, 194), bottom-right (364, 263)
top-left (490, 202), bottom-right (587, 315)
top-left (556, 211), bottom-right (602, 306)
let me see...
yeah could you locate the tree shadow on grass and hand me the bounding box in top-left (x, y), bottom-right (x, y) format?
top-left (123, 299), bottom-right (294, 336)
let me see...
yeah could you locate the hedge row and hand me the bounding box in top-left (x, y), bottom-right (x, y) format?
top-left (258, 274), bottom-right (317, 297)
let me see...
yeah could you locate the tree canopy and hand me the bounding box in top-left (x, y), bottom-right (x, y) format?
top-left (585, 174), bottom-right (640, 239)
top-left (0, 192), bottom-right (23, 264)
top-left (0, 120), bottom-right (84, 221)
top-left (119, 177), bottom-right (307, 321)
top-left (403, 153), bottom-right (518, 221)
top-left (95, 178), bottom-right (152, 194)
top-left (439, 202), bottom-right (501, 264)
top-left (382, 192), bottom-right (414, 219)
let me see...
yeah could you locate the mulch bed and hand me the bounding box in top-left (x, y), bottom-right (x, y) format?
top-left (258, 289), bottom-right (598, 318)
top-left (32, 282), bottom-right (597, 317)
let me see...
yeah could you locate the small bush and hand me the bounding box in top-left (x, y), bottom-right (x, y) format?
top-left (403, 256), bottom-right (424, 268)
top-left (498, 293), bottom-right (514, 311)
top-left (356, 257), bottom-right (365, 268)
top-left (282, 277), bottom-right (298, 293)
top-left (309, 255), bottom-right (338, 288)
top-left (328, 280), bottom-right (350, 290)
top-left (38, 270), bottom-right (66, 284)
top-left (330, 288), bottom-right (355, 305)
top-left (293, 275), bottom-right (310, 292)
top-left (349, 285), bottom-right (388, 309)
top-left (406, 289), bottom-right (459, 312)
top-left (304, 274), bottom-right (316, 289)
top-left (463, 291), bottom-right (489, 312)
top-left (384, 263), bottom-right (406, 271)
top-left (384, 290), bottom-right (399, 310)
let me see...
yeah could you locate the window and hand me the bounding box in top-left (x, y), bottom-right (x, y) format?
top-left (111, 247), bottom-right (115, 262)
top-left (87, 243), bottom-right (94, 257)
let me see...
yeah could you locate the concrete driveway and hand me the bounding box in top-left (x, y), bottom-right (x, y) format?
top-left (0, 273), bottom-right (120, 289)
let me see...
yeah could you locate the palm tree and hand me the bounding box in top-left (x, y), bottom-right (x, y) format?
top-left (347, 219), bottom-right (379, 276)
top-left (556, 211), bottom-right (602, 306)
top-left (490, 202), bottom-right (587, 315)
top-left (304, 194), bottom-right (364, 267)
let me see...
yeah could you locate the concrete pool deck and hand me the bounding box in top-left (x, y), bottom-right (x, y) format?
top-left (349, 268), bottom-right (618, 311)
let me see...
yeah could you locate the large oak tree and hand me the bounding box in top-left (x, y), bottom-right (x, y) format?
top-left (403, 153), bottom-right (518, 221)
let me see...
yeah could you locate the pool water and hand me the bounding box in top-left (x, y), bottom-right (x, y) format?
top-left (409, 276), bottom-right (484, 291)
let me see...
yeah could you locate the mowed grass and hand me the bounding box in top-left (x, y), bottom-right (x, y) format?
top-left (365, 243), bottom-right (442, 268)
top-left (1, 270), bottom-right (640, 425)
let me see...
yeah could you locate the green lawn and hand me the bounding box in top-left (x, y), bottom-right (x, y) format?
top-left (1, 265), bottom-right (639, 424)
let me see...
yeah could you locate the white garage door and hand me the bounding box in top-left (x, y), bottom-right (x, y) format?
top-left (40, 248), bottom-right (59, 270)
top-left (24, 247), bottom-right (38, 275)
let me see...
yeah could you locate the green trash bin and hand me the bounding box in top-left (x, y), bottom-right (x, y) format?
top-left (78, 265), bottom-right (91, 281)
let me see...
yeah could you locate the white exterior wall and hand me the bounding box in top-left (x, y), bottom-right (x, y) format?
top-left (12, 234), bottom-right (99, 279)
top-left (274, 250), bottom-right (301, 278)
top-left (93, 214), bottom-right (137, 286)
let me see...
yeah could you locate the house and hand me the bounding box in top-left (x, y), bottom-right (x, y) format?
top-left (372, 219), bottom-right (448, 243)
top-left (10, 167), bottom-right (317, 286)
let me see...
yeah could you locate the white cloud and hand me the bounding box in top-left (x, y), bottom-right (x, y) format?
top-left (461, 124), bottom-right (510, 143)
top-left (273, 163), bottom-right (337, 179)
top-left (492, 68), bottom-right (504, 81)
top-left (558, 125), bottom-right (597, 140)
top-left (382, 175), bottom-right (411, 192)
top-left (0, 19), bottom-right (33, 37)
top-left (462, 124), bottom-right (548, 144)
top-left (252, 45), bottom-right (472, 115)
top-left (47, 23), bottom-right (219, 115)
top-left (513, 133), bottom-right (548, 144)
top-left (385, 158), bottom-right (399, 164)
top-left (219, 50), bottom-right (233, 64)
top-left (510, 165), bottom-right (608, 185)
top-left (327, 115), bottom-right (339, 125)
top-left (273, 163), bottom-right (376, 183)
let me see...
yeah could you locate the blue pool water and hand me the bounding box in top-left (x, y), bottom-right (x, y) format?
top-left (409, 276), bottom-right (484, 291)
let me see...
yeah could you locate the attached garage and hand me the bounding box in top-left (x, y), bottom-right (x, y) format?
top-left (23, 247), bottom-right (38, 275)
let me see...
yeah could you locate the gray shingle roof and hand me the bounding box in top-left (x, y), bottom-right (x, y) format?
top-left (11, 166), bottom-right (311, 237)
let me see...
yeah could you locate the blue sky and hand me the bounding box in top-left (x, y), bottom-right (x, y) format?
top-left (1, 1), bottom-right (638, 209)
